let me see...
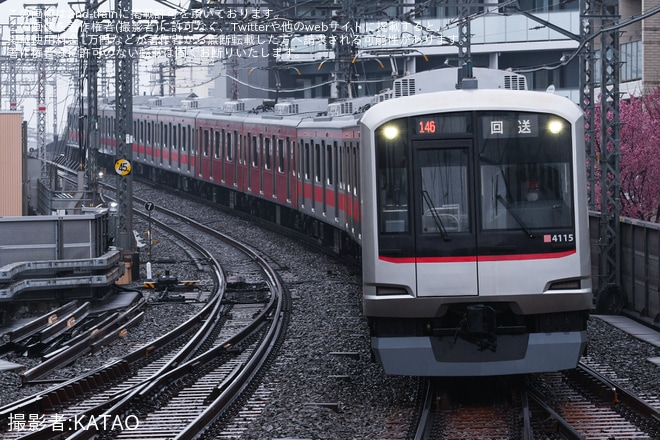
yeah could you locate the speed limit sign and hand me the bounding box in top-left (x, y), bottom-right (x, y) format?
top-left (114, 159), bottom-right (132, 176)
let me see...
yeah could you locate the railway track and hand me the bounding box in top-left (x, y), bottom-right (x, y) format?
top-left (412, 360), bottom-right (660, 440)
top-left (413, 378), bottom-right (523, 439)
top-left (0, 192), bottom-right (289, 439)
top-left (527, 362), bottom-right (660, 439)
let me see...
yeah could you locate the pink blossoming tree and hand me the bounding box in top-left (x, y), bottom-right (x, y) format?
top-left (590, 88), bottom-right (660, 221)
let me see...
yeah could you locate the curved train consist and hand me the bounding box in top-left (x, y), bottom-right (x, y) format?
top-left (67, 67), bottom-right (592, 376)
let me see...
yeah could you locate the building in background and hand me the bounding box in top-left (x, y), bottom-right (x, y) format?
top-left (212, 0), bottom-right (649, 103)
top-left (0, 111), bottom-right (26, 216)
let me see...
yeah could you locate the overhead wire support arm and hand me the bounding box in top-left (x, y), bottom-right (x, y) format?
top-left (505, 4), bottom-right (581, 41)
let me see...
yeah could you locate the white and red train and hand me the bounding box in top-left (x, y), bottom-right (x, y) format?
top-left (67, 67), bottom-right (592, 376)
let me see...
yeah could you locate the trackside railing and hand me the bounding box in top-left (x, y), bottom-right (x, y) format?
top-left (589, 213), bottom-right (660, 327)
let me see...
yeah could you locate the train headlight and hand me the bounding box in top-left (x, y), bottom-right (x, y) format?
top-left (382, 124), bottom-right (400, 140)
top-left (547, 119), bottom-right (564, 134)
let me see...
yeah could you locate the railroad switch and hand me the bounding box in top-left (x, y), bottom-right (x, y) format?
top-left (143, 271), bottom-right (200, 292)
top-left (143, 270), bottom-right (200, 302)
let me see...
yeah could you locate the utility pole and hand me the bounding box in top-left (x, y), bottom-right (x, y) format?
top-left (23, 4), bottom-right (57, 181)
top-left (50, 78), bottom-right (57, 142)
top-left (333, 0), bottom-right (357, 99)
top-left (597, 0), bottom-right (623, 311)
top-left (85, 0), bottom-right (100, 205)
top-left (114, 0), bottom-right (134, 251)
top-left (581, 0), bottom-right (596, 211)
top-left (457, 0), bottom-right (472, 66)
top-left (169, 37), bottom-right (176, 96)
top-left (9, 15), bottom-right (17, 111)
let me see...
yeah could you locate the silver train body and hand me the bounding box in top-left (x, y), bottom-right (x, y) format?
top-left (360, 82), bottom-right (592, 376)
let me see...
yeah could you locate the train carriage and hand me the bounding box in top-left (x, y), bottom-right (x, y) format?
top-left (240, 110), bottom-right (300, 202)
top-left (214, 113), bottom-right (247, 191)
top-left (150, 108), bottom-right (199, 174)
top-left (360, 81), bottom-right (593, 376)
top-left (70, 66), bottom-right (592, 377)
top-left (297, 110), bottom-right (362, 244)
top-left (259, 115), bottom-right (299, 206)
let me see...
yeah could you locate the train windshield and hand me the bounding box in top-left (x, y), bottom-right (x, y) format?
top-left (478, 112), bottom-right (573, 232)
top-left (375, 111), bottom-right (575, 241)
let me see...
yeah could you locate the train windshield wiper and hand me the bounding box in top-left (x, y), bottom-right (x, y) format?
top-left (421, 190), bottom-right (451, 241)
top-left (496, 195), bottom-right (535, 238)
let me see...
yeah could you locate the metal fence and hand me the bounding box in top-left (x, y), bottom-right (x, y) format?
top-left (590, 213), bottom-right (660, 327)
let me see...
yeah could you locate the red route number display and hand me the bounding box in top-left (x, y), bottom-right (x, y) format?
top-left (416, 117), bottom-right (437, 134)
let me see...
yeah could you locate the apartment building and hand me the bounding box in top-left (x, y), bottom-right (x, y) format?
top-left (224, 0), bottom-right (652, 102)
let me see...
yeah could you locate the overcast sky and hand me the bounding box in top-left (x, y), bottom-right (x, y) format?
top-left (0, 0), bottom-right (182, 135)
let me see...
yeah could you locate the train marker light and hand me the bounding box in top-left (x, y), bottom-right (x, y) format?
top-left (548, 119), bottom-right (564, 134)
top-left (382, 125), bottom-right (399, 140)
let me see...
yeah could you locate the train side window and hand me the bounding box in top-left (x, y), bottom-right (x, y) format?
top-left (191, 127), bottom-right (196, 155)
top-left (241, 134), bottom-right (246, 164)
top-left (252, 135), bottom-right (259, 167)
top-left (344, 143), bottom-right (350, 193)
top-left (352, 144), bottom-right (359, 196)
top-left (223, 129), bottom-right (227, 160)
top-left (277, 139), bottom-right (285, 173)
top-left (226, 131), bottom-right (233, 161)
top-left (326, 142), bottom-right (334, 186)
top-left (203, 129), bottom-right (210, 157)
top-left (289, 138), bottom-right (295, 177)
top-left (234, 131), bottom-right (240, 163)
top-left (181, 126), bottom-right (187, 152)
top-left (304, 142), bottom-right (310, 180)
top-left (315, 142), bottom-right (321, 183)
top-left (164, 124), bottom-right (169, 149)
top-left (264, 136), bottom-right (271, 170)
top-left (172, 125), bottom-right (178, 150)
top-left (238, 134), bottom-right (243, 164)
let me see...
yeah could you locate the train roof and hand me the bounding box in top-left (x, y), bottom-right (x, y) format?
top-left (361, 88), bottom-right (583, 129)
top-left (91, 68), bottom-right (531, 123)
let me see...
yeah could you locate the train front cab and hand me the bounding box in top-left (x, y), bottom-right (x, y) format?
top-left (361, 90), bottom-right (593, 376)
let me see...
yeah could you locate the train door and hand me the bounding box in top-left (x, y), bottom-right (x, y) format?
top-left (321, 140), bottom-right (327, 215)
top-left (333, 141), bottom-right (339, 221)
top-left (214, 129), bottom-right (221, 181)
top-left (179, 125), bottom-right (186, 170)
top-left (271, 136), bottom-right (277, 198)
top-left (286, 137), bottom-right (294, 203)
top-left (412, 140), bottom-right (478, 297)
top-left (345, 141), bottom-right (355, 232)
top-left (162, 122), bottom-right (167, 165)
